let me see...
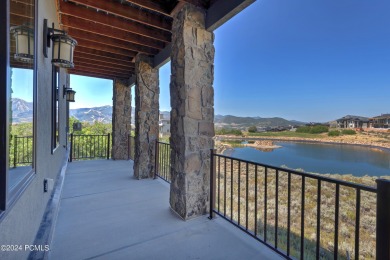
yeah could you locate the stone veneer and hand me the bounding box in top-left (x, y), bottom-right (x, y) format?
top-left (112, 78), bottom-right (132, 160)
top-left (169, 4), bottom-right (215, 220)
top-left (134, 54), bottom-right (159, 179)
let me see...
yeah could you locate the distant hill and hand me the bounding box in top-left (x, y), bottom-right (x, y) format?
top-left (215, 115), bottom-right (306, 129)
top-left (70, 106), bottom-right (113, 123)
top-left (11, 98), bottom-right (33, 123)
top-left (11, 99), bottom-right (307, 128)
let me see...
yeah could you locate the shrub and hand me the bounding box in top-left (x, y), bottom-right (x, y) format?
top-left (341, 129), bottom-right (356, 135)
top-left (215, 128), bottom-right (243, 136)
top-left (296, 125), bottom-right (329, 134)
top-left (248, 126), bottom-right (257, 133)
top-left (328, 130), bottom-right (341, 136)
top-left (296, 126), bottom-right (311, 133)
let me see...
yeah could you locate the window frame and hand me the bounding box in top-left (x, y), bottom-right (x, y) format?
top-left (0, 0), bottom-right (37, 216)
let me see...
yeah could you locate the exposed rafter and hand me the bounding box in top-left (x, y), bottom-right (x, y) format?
top-left (74, 47), bottom-right (134, 64)
top-left (61, 15), bottom-right (164, 51)
top-left (76, 38), bottom-right (137, 57)
top-left (74, 51), bottom-right (134, 69)
top-left (73, 58), bottom-right (133, 74)
top-left (67, 0), bottom-right (172, 31)
top-left (65, 28), bottom-right (158, 56)
top-left (123, 0), bottom-right (171, 17)
top-left (55, 0), bottom-right (256, 80)
top-left (72, 64), bottom-right (130, 78)
top-left (59, 1), bottom-right (171, 43)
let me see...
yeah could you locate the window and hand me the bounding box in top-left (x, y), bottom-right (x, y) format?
top-left (52, 66), bottom-right (59, 151)
top-left (1, 0), bottom-right (37, 212)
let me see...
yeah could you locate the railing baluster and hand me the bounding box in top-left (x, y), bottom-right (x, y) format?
top-left (154, 140), bottom-right (159, 179)
top-left (231, 158), bottom-right (233, 221)
top-left (301, 176), bottom-right (305, 260)
top-left (246, 163), bottom-right (249, 231)
top-left (70, 133), bottom-right (73, 162)
top-left (238, 161), bottom-right (241, 226)
top-left (334, 184), bottom-right (340, 260)
top-left (224, 157), bottom-right (227, 217)
top-left (13, 135), bottom-right (17, 167)
top-left (264, 167), bottom-right (268, 242)
top-left (275, 169), bottom-right (279, 248)
top-left (164, 143), bottom-right (167, 180)
top-left (316, 180), bottom-right (321, 260)
top-left (287, 172), bottom-right (291, 256)
top-left (218, 156), bottom-right (221, 212)
top-left (209, 149), bottom-right (216, 219)
top-left (255, 165), bottom-right (258, 237)
top-left (355, 188), bottom-right (360, 260)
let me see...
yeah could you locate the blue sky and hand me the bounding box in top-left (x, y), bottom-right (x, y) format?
top-left (67, 0), bottom-right (390, 122)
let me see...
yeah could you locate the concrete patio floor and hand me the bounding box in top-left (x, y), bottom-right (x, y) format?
top-left (49, 160), bottom-right (282, 260)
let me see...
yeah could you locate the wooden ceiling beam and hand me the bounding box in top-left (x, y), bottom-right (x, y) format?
top-left (61, 15), bottom-right (163, 52)
top-left (10, 13), bottom-right (33, 26)
top-left (123, 0), bottom-right (170, 17)
top-left (74, 51), bottom-right (134, 70)
top-left (73, 58), bottom-right (133, 74)
top-left (65, 27), bottom-right (157, 56)
top-left (72, 64), bottom-right (130, 78)
top-left (76, 38), bottom-right (136, 58)
top-left (10, 1), bottom-right (34, 19)
top-left (59, 1), bottom-right (171, 43)
top-left (74, 47), bottom-right (133, 64)
top-left (11, 0), bottom-right (33, 6)
top-left (68, 0), bottom-right (172, 31)
top-left (69, 70), bottom-right (117, 80)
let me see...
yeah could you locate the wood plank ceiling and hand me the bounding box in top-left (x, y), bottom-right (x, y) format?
top-left (56, 0), bottom-right (214, 80)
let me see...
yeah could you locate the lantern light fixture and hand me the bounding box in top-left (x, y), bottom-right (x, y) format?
top-left (63, 85), bottom-right (76, 102)
top-left (43, 19), bottom-right (77, 68)
top-left (10, 25), bottom-right (34, 62)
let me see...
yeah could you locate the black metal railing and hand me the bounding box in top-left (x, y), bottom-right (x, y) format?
top-left (209, 149), bottom-right (389, 260)
top-left (10, 135), bottom-right (33, 167)
top-left (69, 133), bottom-right (111, 162)
top-left (155, 141), bottom-right (171, 183)
top-left (128, 134), bottom-right (135, 160)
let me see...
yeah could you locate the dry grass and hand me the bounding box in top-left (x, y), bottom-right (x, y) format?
top-left (214, 158), bottom-right (381, 259)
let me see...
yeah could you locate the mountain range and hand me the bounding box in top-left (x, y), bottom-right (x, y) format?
top-left (11, 98), bottom-right (307, 127)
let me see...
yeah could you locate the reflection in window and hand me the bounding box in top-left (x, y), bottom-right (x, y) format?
top-left (52, 67), bottom-right (60, 150)
top-left (9, 0), bottom-right (35, 190)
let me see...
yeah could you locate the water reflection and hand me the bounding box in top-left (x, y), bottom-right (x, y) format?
top-left (229, 142), bottom-right (390, 177)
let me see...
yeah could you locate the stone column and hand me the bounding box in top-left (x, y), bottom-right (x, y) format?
top-left (134, 54), bottom-right (159, 179)
top-left (112, 78), bottom-right (132, 160)
top-left (169, 4), bottom-right (215, 220)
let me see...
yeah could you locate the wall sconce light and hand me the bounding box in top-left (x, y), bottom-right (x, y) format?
top-left (43, 19), bottom-right (77, 68)
top-left (10, 25), bottom-right (34, 62)
top-left (63, 85), bottom-right (76, 102)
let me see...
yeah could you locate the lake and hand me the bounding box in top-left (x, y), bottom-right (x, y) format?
top-left (225, 142), bottom-right (390, 177)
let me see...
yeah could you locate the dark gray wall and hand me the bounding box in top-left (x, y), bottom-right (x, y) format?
top-left (0, 1), bottom-right (69, 259)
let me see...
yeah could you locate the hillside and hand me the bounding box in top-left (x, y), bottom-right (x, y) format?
top-left (11, 99), bottom-right (307, 128)
top-left (70, 105), bottom-right (113, 123)
top-left (11, 98), bottom-right (33, 123)
top-left (215, 115), bottom-right (306, 129)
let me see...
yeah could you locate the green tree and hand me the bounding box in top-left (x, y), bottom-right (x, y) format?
top-left (248, 126), bottom-right (257, 133)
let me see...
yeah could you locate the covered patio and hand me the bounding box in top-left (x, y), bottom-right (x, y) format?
top-left (49, 160), bottom-right (280, 259)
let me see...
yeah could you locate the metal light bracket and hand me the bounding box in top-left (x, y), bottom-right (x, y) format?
top-left (43, 19), bottom-right (68, 58)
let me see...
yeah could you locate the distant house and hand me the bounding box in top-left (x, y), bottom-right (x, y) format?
top-left (369, 114), bottom-right (390, 129)
top-left (336, 115), bottom-right (369, 129)
top-left (159, 113), bottom-right (170, 137)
